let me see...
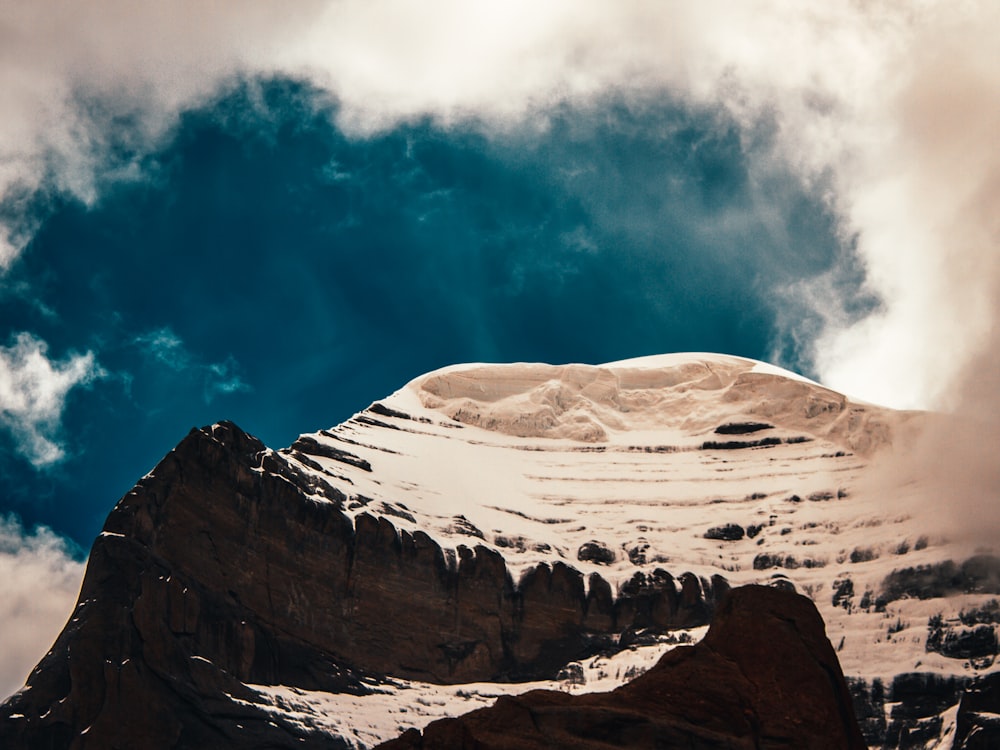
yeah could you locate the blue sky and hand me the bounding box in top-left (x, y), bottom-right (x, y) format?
top-left (1, 0), bottom-right (998, 698)
top-left (1, 80), bottom-right (857, 546)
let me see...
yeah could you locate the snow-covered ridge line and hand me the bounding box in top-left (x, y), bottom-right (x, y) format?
top-left (258, 356), bottom-right (898, 604)
top-left (266, 353), bottom-right (994, 678)
top-left (392, 353), bottom-right (896, 449)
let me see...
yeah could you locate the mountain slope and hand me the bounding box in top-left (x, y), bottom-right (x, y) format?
top-left (2, 353), bottom-right (998, 749)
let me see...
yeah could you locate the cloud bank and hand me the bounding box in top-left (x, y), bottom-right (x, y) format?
top-left (0, 515), bottom-right (84, 700)
top-left (810, 4), bottom-right (1000, 410)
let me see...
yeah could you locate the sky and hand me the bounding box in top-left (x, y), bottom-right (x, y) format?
top-left (2, 0), bottom-right (999, 698)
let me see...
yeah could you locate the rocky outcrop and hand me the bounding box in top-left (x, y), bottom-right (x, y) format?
top-left (0, 422), bottom-right (723, 749)
top-left (845, 672), bottom-right (975, 749)
top-left (847, 676), bottom-right (887, 746)
top-left (881, 557), bottom-right (1000, 602)
top-left (377, 585), bottom-right (866, 750)
top-left (704, 523), bottom-right (744, 541)
top-left (954, 672), bottom-right (1000, 749)
top-left (884, 673), bottom-right (971, 749)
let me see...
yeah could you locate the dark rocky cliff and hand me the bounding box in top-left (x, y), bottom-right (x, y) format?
top-left (953, 672), bottom-right (1000, 749)
top-left (378, 584), bottom-right (867, 750)
top-left (0, 422), bottom-right (726, 749)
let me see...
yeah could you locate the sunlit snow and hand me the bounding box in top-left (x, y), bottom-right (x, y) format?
top-left (236, 353), bottom-right (997, 746)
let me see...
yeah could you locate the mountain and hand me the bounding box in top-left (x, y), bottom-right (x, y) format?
top-left (2, 353), bottom-right (999, 749)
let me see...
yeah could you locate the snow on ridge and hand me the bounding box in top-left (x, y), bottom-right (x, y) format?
top-left (607, 351), bottom-right (821, 388)
top-left (275, 352), bottom-right (926, 604)
top-left (260, 352), bottom-right (1000, 746)
top-left (400, 352), bottom-right (819, 386)
top-left (389, 352), bottom-right (897, 451)
top-left (276, 353), bottom-right (992, 664)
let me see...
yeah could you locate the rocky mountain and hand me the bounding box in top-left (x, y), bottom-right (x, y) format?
top-left (2, 353), bottom-right (999, 749)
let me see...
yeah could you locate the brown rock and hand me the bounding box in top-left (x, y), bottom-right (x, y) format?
top-left (378, 585), bottom-right (866, 750)
top-left (0, 422), bottom-right (722, 749)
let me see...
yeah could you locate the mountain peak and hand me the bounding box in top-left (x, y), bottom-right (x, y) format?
top-left (389, 352), bottom-right (889, 451)
top-left (3, 352), bottom-right (996, 749)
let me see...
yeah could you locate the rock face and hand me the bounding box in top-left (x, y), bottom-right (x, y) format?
top-left (0, 422), bottom-right (724, 749)
top-left (954, 672), bottom-right (1000, 749)
top-left (377, 585), bottom-right (866, 750)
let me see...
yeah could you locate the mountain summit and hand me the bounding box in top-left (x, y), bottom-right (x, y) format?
top-left (2, 354), bottom-right (998, 748)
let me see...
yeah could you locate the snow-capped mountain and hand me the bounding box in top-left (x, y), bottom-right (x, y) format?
top-left (2, 353), bottom-right (997, 749)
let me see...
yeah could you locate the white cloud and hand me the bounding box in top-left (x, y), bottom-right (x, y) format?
top-left (0, 230), bottom-right (18, 272)
top-left (1, 1), bottom-right (999, 413)
top-left (0, 514), bottom-right (84, 701)
top-left (805, 5), bottom-right (1000, 410)
top-left (0, 333), bottom-right (104, 466)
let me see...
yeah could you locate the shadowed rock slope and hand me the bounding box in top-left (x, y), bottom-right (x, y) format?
top-left (0, 421), bottom-right (725, 749)
top-left (379, 585), bottom-right (866, 750)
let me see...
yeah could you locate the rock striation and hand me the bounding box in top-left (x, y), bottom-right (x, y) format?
top-left (377, 585), bottom-right (867, 750)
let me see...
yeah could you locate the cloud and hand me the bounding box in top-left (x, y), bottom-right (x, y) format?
top-left (782, 6), bottom-right (1000, 543)
top-left (133, 328), bottom-right (189, 370)
top-left (0, 333), bottom-right (104, 466)
top-left (1, 0), bottom-right (999, 414)
top-left (0, 514), bottom-right (84, 701)
top-left (805, 5), bottom-right (1000, 410)
top-left (204, 358), bottom-right (251, 403)
top-left (132, 327), bottom-right (250, 404)
top-left (0, 1), bottom-right (322, 201)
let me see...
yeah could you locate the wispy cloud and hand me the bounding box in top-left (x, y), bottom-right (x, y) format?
top-left (0, 333), bottom-right (104, 466)
top-left (132, 327), bottom-right (250, 404)
top-left (0, 1), bottom-right (325, 266)
top-left (204, 357), bottom-right (251, 403)
top-left (132, 327), bottom-right (189, 370)
top-left (0, 514), bottom-right (84, 700)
